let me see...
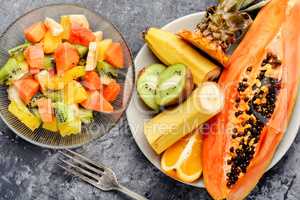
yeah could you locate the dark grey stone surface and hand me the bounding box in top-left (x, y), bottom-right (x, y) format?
top-left (0, 0), bottom-right (299, 199)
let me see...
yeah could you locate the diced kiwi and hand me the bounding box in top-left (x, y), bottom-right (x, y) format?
top-left (137, 64), bottom-right (166, 111)
top-left (97, 61), bottom-right (118, 78)
top-left (0, 58), bottom-right (29, 85)
top-left (44, 56), bottom-right (55, 70)
top-left (74, 44), bottom-right (88, 58)
top-left (78, 109), bottom-right (93, 124)
top-left (155, 64), bottom-right (194, 106)
top-left (45, 91), bottom-right (64, 102)
top-left (53, 102), bottom-right (75, 123)
top-left (8, 43), bottom-right (30, 57)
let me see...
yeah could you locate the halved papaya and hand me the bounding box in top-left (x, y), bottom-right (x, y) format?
top-left (203, 1), bottom-right (300, 200)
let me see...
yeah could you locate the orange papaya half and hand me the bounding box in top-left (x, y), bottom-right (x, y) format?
top-left (203, 0), bottom-right (300, 200)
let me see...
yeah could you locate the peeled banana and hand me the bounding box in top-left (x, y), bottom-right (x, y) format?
top-left (144, 28), bottom-right (220, 85)
top-left (144, 82), bottom-right (224, 154)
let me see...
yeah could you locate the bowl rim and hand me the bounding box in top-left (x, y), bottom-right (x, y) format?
top-left (0, 3), bottom-right (136, 149)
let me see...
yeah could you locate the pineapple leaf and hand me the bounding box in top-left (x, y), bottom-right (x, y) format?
top-left (241, 0), bottom-right (271, 11)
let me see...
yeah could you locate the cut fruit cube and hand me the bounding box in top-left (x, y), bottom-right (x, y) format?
top-left (24, 44), bottom-right (44, 69)
top-left (82, 71), bottom-right (101, 90)
top-left (80, 90), bottom-right (114, 112)
top-left (37, 98), bottom-right (53, 123)
top-left (105, 42), bottom-right (124, 68)
top-left (8, 100), bottom-right (41, 131)
top-left (43, 31), bottom-right (62, 54)
top-left (64, 80), bottom-right (88, 104)
top-left (60, 15), bottom-right (71, 40)
top-left (85, 42), bottom-right (99, 71)
top-left (103, 81), bottom-right (121, 102)
top-left (54, 42), bottom-right (79, 75)
top-left (58, 117), bottom-right (81, 137)
top-left (94, 31), bottom-right (103, 42)
top-left (97, 39), bottom-right (112, 61)
top-left (44, 17), bottom-right (64, 36)
top-left (69, 15), bottom-right (89, 29)
top-left (24, 22), bottom-right (46, 43)
top-left (42, 117), bottom-right (58, 132)
top-left (63, 66), bottom-right (86, 83)
top-left (69, 23), bottom-right (96, 47)
top-left (14, 77), bottom-right (40, 104)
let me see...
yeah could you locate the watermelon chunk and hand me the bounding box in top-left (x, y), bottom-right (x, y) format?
top-left (69, 23), bottom-right (96, 47)
top-left (14, 77), bottom-right (40, 104)
top-left (54, 42), bottom-right (79, 75)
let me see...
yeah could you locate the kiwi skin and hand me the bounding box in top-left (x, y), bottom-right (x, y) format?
top-left (162, 68), bottom-right (194, 106)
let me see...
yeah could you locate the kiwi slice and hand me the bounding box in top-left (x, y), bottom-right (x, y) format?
top-left (155, 64), bottom-right (193, 106)
top-left (137, 64), bottom-right (166, 111)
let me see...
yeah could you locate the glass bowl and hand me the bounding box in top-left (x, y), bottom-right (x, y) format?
top-left (0, 4), bottom-right (135, 149)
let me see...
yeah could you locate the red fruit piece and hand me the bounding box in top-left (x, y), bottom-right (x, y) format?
top-left (54, 42), bottom-right (80, 75)
top-left (80, 90), bottom-right (114, 112)
top-left (82, 71), bottom-right (101, 90)
top-left (103, 81), bottom-right (121, 102)
top-left (24, 22), bottom-right (47, 43)
top-left (37, 98), bottom-right (53, 123)
top-left (105, 42), bottom-right (124, 68)
top-left (69, 23), bottom-right (96, 47)
top-left (24, 44), bottom-right (44, 69)
top-left (14, 77), bottom-right (40, 104)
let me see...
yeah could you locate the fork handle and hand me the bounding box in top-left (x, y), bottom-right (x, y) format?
top-left (116, 184), bottom-right (148, 200)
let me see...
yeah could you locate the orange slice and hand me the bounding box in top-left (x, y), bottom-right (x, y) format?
top-left (161, 129), bottom-right (203, 183)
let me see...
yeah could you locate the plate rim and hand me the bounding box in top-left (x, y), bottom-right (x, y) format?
top-left (127, 11), bottom-right (300, 188)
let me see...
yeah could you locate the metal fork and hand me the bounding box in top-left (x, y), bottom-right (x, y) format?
top-left (58, 149), bottom-right (148, 200)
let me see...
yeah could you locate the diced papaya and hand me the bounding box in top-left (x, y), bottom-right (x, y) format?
top-left (103, 81), bottom-right (121, 102)
top-left (82, 71), bottom-right (101, 90)
top-left (69, 23), bottom-right (96, 47)
top-left (8, 101), bottom-right (41, 131)
top-left (42, 117), bottom-right (58, 132)
top-left (43, 31), bottom-right (62, 54)
top-left (80, 90), bottom-right (114, 112)
top-left (54, 42), bottom-right (79, 75)
top-left (97, 39), bottom-right (112, 61)
top-left (60, 15), bottom-right (71, 40)
top-left (105, 42), bottom-right (124, 68)
top-left (37, 98), bottom-right (53, 123)
top-left (24, 44), bottom-right (44, 69)
top-left (24, 22), bottom-right (46, 43)
top-left (64, 80), bottom-right (88, 104)
top-left (14, 77), bottom-right (40, 104)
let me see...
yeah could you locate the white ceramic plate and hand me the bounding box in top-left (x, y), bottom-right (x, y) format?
top-left (126, 12), bottom-right (300, 188)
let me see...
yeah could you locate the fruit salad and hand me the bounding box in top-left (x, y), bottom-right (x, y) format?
top-left (0, 15), bottom-right (124, 137)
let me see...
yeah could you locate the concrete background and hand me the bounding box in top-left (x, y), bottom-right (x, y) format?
top-left (0, 0), bottom-right (299, 199)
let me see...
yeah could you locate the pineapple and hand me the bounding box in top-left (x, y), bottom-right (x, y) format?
top-left (178, 0), bottom-right (270, 66)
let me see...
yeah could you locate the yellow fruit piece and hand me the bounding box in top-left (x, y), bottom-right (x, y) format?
top-left (8, 101), bottom-right (41, 131)
top-left (46, 66), bottom-right (86, 90)
top-left (161, 130), bottom-right (202, 183)
top-left (42, 117), bottom-right (58, 132)
top-left (64, 80), bottom-right (88, 104)
top-left (63, 66), bottom-right (86, 83)
top-left (60, 15), bottom-right (71, 40)
top-left (58, 117), bottom-right (81, 137)
top-left (43, 31), bottom-right (62, 54)
top-left (97, 39), bottom-right (112, 61)
top-left (144, 28), bottom-right (220, 85)
top-left (144, 82), bottom-right (223, 154)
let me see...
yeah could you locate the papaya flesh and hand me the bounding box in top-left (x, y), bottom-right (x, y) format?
top-left (203, 0), bottom-right (300, 200)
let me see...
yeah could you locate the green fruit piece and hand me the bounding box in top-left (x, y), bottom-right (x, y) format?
top-left (53, 102), bottom-right (75, 123)
top-left (137, 64), bottom-right (166, 110)
top-left (155, 64), bottom-right (193, 106)
top-left (45, 91), bottom-right (64, 102)
top-left (74, 44), bottom-right (88, 58)
top-left (8, 43), bottom-right (30, 56)
top-left (44, 55), bottom-right (55, 70)
top-left (78, 109), bottom-right (93, 124)
top-left (97, 61), bottom-right (118, 78)
top-left (0, 58), bottom-right (29, 85)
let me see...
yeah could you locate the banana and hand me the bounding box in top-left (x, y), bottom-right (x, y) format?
top-left (144, 28), bottom-right (220, 85)
top-left (144, 82), bottom-right (224, 154)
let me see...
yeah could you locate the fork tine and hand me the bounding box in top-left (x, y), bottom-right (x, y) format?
top-left (58, 164), bottom-right (101, 188)
top-left (65, 149), bottom-right (107, 170)
top-left (59, 151), bottom-right (104, 175)
top-left (59, 158), bottom-right (102, 181)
